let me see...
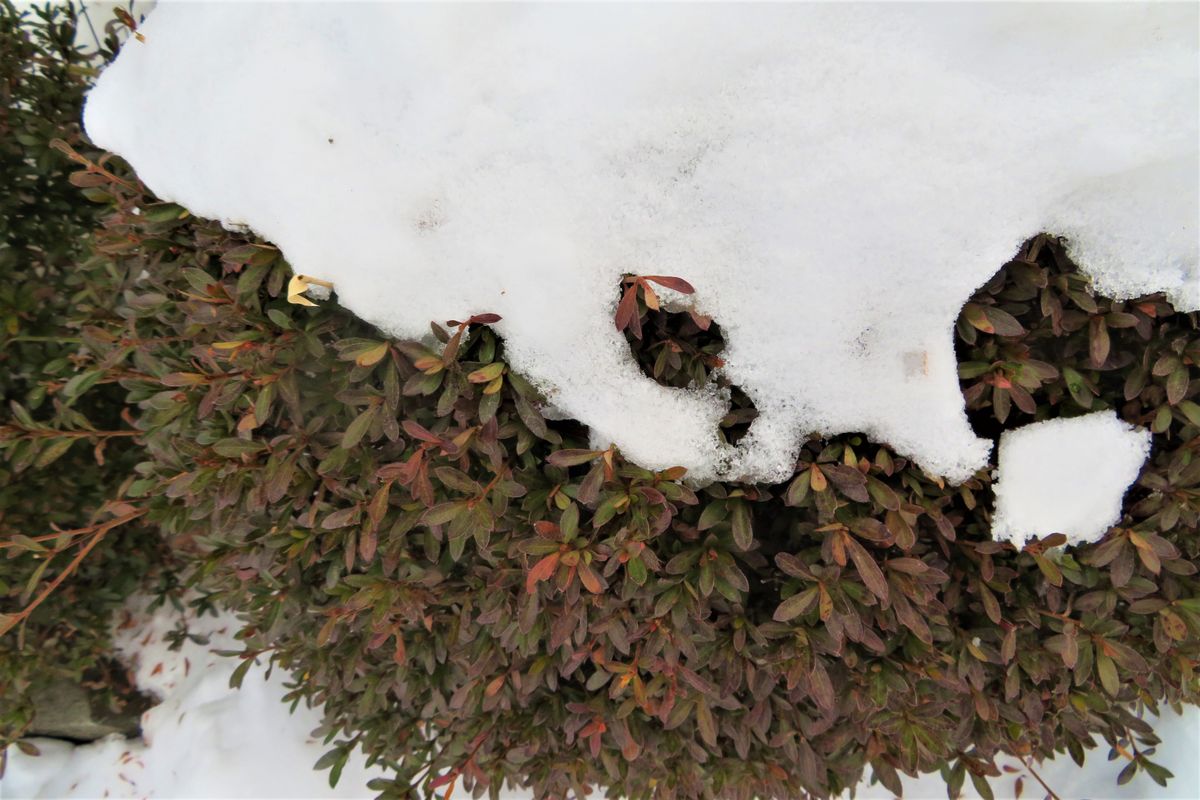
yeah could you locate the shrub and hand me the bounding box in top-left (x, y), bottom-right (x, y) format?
top-left (2, 9), bottom-right (1198, 797)
top-left (0, 0), bottom-right (172, 751)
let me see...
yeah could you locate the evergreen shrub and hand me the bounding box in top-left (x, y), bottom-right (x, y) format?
top-left (0, 1), bottom-right (173, 753)
top-left (2, 6), bottom-right (1198, 797)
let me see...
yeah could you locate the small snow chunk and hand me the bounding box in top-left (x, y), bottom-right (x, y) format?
top-left (991, 411), bottom-right (1151, 547)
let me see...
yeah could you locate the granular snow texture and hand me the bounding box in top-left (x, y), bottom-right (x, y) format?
top-left (991, 411), bottom-right (1153, 547)
top-left (82, 5), bottom-right (1198, 485)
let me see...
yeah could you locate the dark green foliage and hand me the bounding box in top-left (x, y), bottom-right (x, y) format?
top-left (0, 1), bottom-right (171, 750)
top-left (2, 9), bottom-right (1198, 797)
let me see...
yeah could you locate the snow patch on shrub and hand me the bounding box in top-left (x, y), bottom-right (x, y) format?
top-left (83, 4), bottom-right (1198, 484)
top-left (991, 412), bottom-right (1152, 547)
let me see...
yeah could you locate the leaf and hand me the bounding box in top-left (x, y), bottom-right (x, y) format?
top-left (526, 553), bottom-right (559, 593)
top-left (1166, 367), bottom-right (1189, 406)
top-left (423, 501), bottom-right (467, 527)
top-left (697, 501), bottom-right (728, 531)
top-left (321, 506), bottom-right (361, 530)
top-left (969, 772), bottom-right (995, 800)
top-left (730, 500), bottom-right (753, 550)
top-left (1096, 651), bottom-right (1119, 697)
top-left (866, 477), bottom-right (900, 511)
top-left (229, 657), bottom-right (253, 689)
top-left (62, 369), bottom-right (103, 400)
top-left (844, 536), bottom-right (888, 602)
top-left (774, 587), bottom-right (817, 622)
top-left (962, 304), bottom-right (994, 334)
top-left (809, 660), bottom-right (835, 711)
top-left (694, 699), bottom-right (718, 748)
top-left (467, 362), bottom-right (505, 384)
top-left (401, 420), bottom-right (442, 444)
top-left (627, 556), bottom-right (648, 586)
top-left (1033, 554), bottom-right (1062, 587)
top-left (354, 342), bottom-right (389, 367)
top-left (642, 275), bottom-right (696, 294)
top-left (33, 437), bottom-right (74, 468)
top-left (212, 438), bottom-right (265, 458)
top-left (614, 284), bottom-right (640, 336)
top-left (578, 561), bottom-right (606, 594)
top-left (978, 581), bottom-right (1002, 625)
top-left (546, 449), bottom-right (601, 468)
top-left (286, 273), bottom-right (333, 306)
top-left (1178, 400), bottom-right (1200, 426)
top-left (808, 465), bottom-right (828, 493)
top-left (1088, 316), bottom-right (1110, 366)
top-left (985, 306), bottom-right (1025, 337)
top-left (341, 406), bottom-right (377, 449)
top-left (1160, 609), bottom-right (1188, 641)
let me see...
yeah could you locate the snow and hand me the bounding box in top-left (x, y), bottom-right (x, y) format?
top-left (991, 412), bottom-right (1152, 547)
top-left (0, 598), bottom-right (388, 799)
top-left (81, 4), bottom-right (1197, 486)
top-left (4, 599), bottom-right (1196, 800)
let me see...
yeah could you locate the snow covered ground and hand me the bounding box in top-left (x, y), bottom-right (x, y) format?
top-left (3, 599), bottom-right (1196, 800)
top-left (0, 598), bottom-right (388, 799)
top-left (82, 3), bottom-right (1198, 487)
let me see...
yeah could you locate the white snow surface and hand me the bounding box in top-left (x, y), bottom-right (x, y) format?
top-left (82, 4), bottom-right (1199, 485)
top-left (0, 598), bottom-right (388, 799)
top-left (4, 598), bottom-right (1197, 800)
top-left (991, 412), bottom-right (1153, 547)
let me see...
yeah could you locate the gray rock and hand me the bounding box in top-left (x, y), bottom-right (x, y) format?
top-left (27, 678), bottom-right (151, 742)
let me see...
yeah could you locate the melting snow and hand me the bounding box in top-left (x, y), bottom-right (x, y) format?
top-left (82, 4), bottom-right (1198, 484)
top-left (991, 412), bottom-right (1153, 547)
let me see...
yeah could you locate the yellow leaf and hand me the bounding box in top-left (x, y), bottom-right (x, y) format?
top-left (287, 274), bottom-right (334, 306)
top-left (355, 343), bottom-right (389, 367)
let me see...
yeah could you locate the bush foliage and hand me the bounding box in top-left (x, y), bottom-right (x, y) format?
top-left (2, 6), bottom-right (1199, 798)
top-left (0, 1), bottom-right (172, 750)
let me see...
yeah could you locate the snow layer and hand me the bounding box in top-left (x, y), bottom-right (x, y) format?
top-left (0, 598), bottom-right (387, 799)
top-left (991, 412), bottom-right (1152, 547)
top-left (82, 4), bottom-right (1199, 485)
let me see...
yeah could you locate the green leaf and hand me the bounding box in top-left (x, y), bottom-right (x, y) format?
top-left (729, 500), bottom-right (753, 550)
top-left (423, 501), bottom-right (468, 527)
top-left (62, 369), bottom-right (103, 400)
top-left (341, 406), bottom-right (377, 449)
top-left (547, 449), bottom-right (602, 468)
top-left (1096, 651), bottom-right (1119, 697)
top-left (33, 436), bottom-right (74, 468)
top-left (694, 699), bottom-right (718, 748)
top-left (627, 556), bottom-right (648, 586)
top-left (1178, 400), bottom-right (1200, 426)
top-left (1166, 367), bottom-right (1189, 406)
top-left (212, 438), bottom-right (266, 458)
top-left (969, 772), bottom-right (995, 800)
top-left (774, 587), bottom-right (817, 622)
top-left (698, 500), bottom-right (728, 531)
top-left (229, 658), bottom-right (253, 689)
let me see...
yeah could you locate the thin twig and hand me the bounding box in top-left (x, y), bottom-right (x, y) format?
top-left (1023, 757), bottom-right (1062, 800)
top-left (1, 510), bottom-right (145, 635)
